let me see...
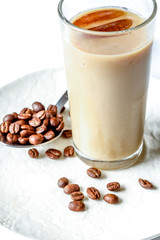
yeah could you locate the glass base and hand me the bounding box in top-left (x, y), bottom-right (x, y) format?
top-left (74, 141), bottom-right (143, 170)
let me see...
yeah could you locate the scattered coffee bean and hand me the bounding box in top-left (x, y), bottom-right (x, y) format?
top-left (64, 146), bottom-right (74, 157)
top-left (3, 114), bottom-right (14, 123)
top-left (87, 167), bottom-right (101, 178)
top-left (64, 184), bottom-right (80, 194)
top-left (86, 187), bottom-right (101, 200)
top-left (1, 121), bottom-right (10, 133)
top-left (7, 133), bottom-right (19, 144)
top-left (62, 130), bottom-right (72, 138)
top-left (138, 178), bottom-right (153, 189)
top-left (9, 122), bottom-right (20, 134)
top-left (69, 201), bottom-right (85, 212)
top-left (71, 191), bottom-right (84, 201)
top-left (45, 148), bottom-right (62, 159)
top-left (107, 182), bottom-right (120, 191)
top-left (29, 134), bottom-right (44, 145)
top-left (18, 113), bottom-right (32, 120)
top-left (47, 105), bottom-right (57, 115)
top-left (32, 102), bottom-right (45, 112)
top-left (18, 137), bottom-right (29, 145)
top-left (44, 130), bottom-right (55, 141)
top-left (103, 194), bottom-right (119, 204)
top-left (28, 148), bottom-right (39, 158)
top-left (58, 177), bottom-right (69, 188)
top-left (29, 117), bottom-right (41, 127)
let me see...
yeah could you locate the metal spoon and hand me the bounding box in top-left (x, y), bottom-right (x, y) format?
top-left (0, 91), bottom-right (68, 148)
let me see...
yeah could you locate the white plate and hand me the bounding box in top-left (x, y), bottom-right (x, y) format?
top-left (0, 68), bottom-right (160, 240)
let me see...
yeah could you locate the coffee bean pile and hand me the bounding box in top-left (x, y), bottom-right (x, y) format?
top-left (58, 167), bottom-right (154, 212)
top-left (86, 167), bottom-right (120, 204)
top-left (58, 177), bottom-right (85, 212)
top-left (0, 102), bottom-right (65, 146)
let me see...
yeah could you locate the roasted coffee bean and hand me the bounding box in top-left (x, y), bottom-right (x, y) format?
top-left (18, 137), bottom-right (29, 145)
top-left (0, 131), bottom-right (5, 142)
top-left (36, 124), bottom-right (47, 134)
top-left (56, 121), bottom-right (64, 131)
top-left (32, 102), bottom-right (45, 112)
top-left (20, 108), bottom-right (33, 115)
top-left (29, 134), bottom-right (44, 145)
top-left (64, 146), bottom-right (74, 157)
top-left (62, 130), bottom-right (72, 138)
top-left (138, 178), bottom-right (153, 189)
top-left (29, 117), bottom-right (41, 127)
top-left (69, 201), bottom-right (85, 212)
top-left (3, 114), bottom-right (14, 123)
top-left (20, 108), bottom-right (27, 114)
top-left (71, 192), bottom-right (84, 201)
top-left (60, 106), bottom-right (65, 113)
top-left (87, 167), bottom-right (101, 178)
top-left (34, 110), bottom-right (46, 120)
top-left (45, 148), bottom-right (62, 159)
top-left (18, 113), bottom-right (32, 120)
top-left (57, 113), bottom-right (63, 122)
top-left (57, 177), bottom-right (69, 188)
top-left (7, 133), bottom-right (19, 144)
top-left (15, 120), bottom-right (27, 126)
top-left (45, 110), bottom-right (55, 119)
top-left (1, 121), bottom-right (10, 133)
top-left (103, 194), bottom-right (119, 204)
top-left (0, 101), bottom-right (63, 146)
top-left (43, 119), bottom-right (49, 126)
top-left (44, 130), bottom-right (55, 141)
top-left (20, 130), bottom-right (35, 138)
top-left (64, 184), bottom-right (80, 194)
top-left (47, 104), bottom-right (57, 115)
top-left (86, 187), bottom-right (100, 200)
top-left (21, 125), bottom-right (34, 131)
top-left (12, 112), bottom-right (18, 120)
top-left (28, 148), bottom-right (39, 158)
top-left (50, 117), bottom-right (59, 127)
top-left (107, 182), bottom-right (120, 191)
top-left (9, 122), bottom-right (20, 134)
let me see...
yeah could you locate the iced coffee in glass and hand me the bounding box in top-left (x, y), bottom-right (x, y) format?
top-left (58, 0), bottom-right (157, 169)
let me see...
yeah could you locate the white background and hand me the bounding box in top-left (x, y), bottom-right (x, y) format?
top-left (0, 0), bottom-right (159, 239)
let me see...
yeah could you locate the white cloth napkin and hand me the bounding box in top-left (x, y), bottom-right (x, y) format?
top-left (0, 68), bottom-right (160, 240)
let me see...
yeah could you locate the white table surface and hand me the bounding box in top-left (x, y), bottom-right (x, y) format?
top-left (0, 1), bottom-right (160, 240)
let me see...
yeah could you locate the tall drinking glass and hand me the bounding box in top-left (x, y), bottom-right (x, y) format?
top-left (58, 0), bottom-right (157, 169)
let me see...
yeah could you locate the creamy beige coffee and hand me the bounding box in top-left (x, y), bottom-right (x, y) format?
top-left (63, 8), bottom-right (152, 161)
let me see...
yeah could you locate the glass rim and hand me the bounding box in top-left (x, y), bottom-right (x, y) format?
top-left (58, 0), bottom-right (157, 36)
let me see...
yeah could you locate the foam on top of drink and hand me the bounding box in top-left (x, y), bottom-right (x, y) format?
top-left (72, 8), bottom-right (144, 32)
